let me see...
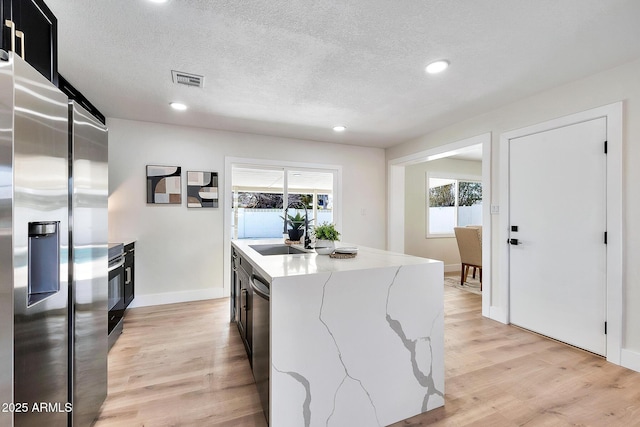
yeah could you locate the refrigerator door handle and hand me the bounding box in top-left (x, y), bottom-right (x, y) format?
top-left (4, 20), bottom-right (16, 53)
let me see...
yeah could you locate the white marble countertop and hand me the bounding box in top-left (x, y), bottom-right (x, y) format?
top-left (231, 238), bottom-right (441, 282)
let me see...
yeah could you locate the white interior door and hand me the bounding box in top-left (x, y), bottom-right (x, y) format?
top-left (508, 117), bottom-right (607, 355)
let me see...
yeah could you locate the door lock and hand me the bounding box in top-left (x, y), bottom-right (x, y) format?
top-left (509, 238), bottom-right (520, 245)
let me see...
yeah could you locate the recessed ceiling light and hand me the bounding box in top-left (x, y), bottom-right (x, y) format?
top-left (170, 102), bottom-right (187, 111)
top-left (425, 60), bottom-right (450, 74)
top-left (333, 125), bottom-right (347, 132)
top-left (148, 0), bottom-right (168, 3)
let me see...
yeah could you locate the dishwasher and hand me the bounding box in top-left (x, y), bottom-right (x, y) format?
top-left (251, 273), bottom-right (270, 423)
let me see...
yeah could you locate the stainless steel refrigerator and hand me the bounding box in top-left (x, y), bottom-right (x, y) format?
top-left (0, 51), bottom-right (107, 426)
top-left (68, 99), bottom-right (109, 426)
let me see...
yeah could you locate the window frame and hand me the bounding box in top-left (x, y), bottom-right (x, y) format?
top-left (230, 164), bottom-right (338, 240)
top-left (426, 172), bottom-right (482, 238)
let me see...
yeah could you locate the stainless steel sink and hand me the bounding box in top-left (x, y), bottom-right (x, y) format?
top-left (249, 244), bottom-right (310, 256)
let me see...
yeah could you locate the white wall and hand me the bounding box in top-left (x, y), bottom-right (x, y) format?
top-left (108, 118), bottom-right (386, 307)
top-left (386, 57), bottom-right (640, 368)
top-left (404, 158), bottom-right (482, 270)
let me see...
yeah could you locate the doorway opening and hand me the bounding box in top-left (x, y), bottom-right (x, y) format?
top-left (388, 133), bottom-right (491, 317)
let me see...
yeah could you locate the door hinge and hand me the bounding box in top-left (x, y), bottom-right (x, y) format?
top-left (604, 231), bottom-right (608, 244)
top-left (604, 140), bottom-right (608, 154)
top-left (605, 321), bottom-right (607, 335)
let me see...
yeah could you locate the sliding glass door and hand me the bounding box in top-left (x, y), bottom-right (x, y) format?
top-left (231, 165), bottom-right (335, 240)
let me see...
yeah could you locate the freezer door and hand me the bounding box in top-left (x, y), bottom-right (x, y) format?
top-left (12, 54), bottom-right (70, 426)
top-left (0, 50), bottom-right (15, 427)
top-left (69, 101), bottom-right (108, 427)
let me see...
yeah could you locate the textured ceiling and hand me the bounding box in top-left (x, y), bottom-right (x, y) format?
top-left (46, 0), bottom-right (640, 148)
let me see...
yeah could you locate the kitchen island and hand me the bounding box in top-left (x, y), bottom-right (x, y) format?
top-left (231, 239), bottom-right (444, 426)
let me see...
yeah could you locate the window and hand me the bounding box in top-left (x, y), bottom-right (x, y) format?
top-left (231, 166), bottom-right (335, 239)
top-left (427, 174), bottom-right (482, 237)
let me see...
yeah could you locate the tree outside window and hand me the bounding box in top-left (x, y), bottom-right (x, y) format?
top-left (236, 192), bottom-right (331, 210)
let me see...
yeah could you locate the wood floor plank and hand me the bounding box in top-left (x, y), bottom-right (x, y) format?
top-left (95, 286), bottom-right (640, 426)
top-left (95, 299), bottom-right (266, 427)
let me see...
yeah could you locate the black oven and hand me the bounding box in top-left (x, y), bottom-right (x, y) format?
top-left (107, 243), bottom-right (124, 348)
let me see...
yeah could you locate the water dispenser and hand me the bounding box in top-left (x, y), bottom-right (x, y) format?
top-left (28, 221), bottom-right (60, 306)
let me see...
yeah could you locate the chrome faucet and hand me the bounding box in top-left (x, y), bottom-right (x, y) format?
top-left (283, 201), bottom-right (311, 249)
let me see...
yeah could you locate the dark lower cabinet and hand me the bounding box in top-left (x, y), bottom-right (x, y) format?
top-left (231, 246), bottom-right (270, 423)
top-left (1, 0), bottom-right (58, 84)
top-left (238, 263), bottom-right (253, 362)
top-left (231, 250), bottom-right (238, 322)
top-left (124, 242), bottom-right (135, 308)
top-left (231, 248), bottom-right (253, 364)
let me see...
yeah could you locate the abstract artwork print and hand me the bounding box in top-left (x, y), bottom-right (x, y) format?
top-left (187, 171), bottom-right (219, 208)
top-left (147, 165), bottom-right (182, 204)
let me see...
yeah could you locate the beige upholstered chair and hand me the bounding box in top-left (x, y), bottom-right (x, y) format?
top-left (454, 227), bottom-right (482, 290)
top-left (466, 225), bottom-right (482, 242)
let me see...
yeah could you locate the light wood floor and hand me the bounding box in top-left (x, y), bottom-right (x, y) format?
top-left (95, 300), bottom-right (266, 426)
top-left (95, 286), bottom-right (640, 427)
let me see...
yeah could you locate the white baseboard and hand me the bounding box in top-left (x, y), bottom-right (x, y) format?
top-left (444, 264), bottom-right (461, 273)
top-left (620, 348), bottom-right (640, 373)
top-left (127, 287), bottom-right (225, 308)
top-left (489, 305), bottom-right (508, 324)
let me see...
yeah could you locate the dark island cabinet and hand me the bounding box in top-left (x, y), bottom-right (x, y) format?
top-left (231, 249), bottom-right (240, 323)
top-left (231, 248), bottom-right (253, 364)
top-left (2, 0), bottom-right (58, 84)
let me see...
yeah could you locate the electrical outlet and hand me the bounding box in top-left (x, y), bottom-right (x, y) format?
top-left (491, 205), bottom-right (499, 214)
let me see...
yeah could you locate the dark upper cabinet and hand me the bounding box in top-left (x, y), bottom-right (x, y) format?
top-left (2, 0), bottom-right (58, 84)
top-left (59, 74), bottom-right (106, 125)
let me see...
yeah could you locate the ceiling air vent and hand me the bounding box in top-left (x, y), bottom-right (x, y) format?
top-left (171, 70), bottom-right (204, 88)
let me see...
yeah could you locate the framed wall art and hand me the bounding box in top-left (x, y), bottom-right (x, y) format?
top-left (187, 171), bottom-right (219, 208)
top-left (147, 165), bottom-right (182, 204)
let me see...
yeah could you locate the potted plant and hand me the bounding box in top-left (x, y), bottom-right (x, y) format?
top-left (281, 212), bottom-right (312, 241)
top-left (313, 222), bottom-right (340, 254)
